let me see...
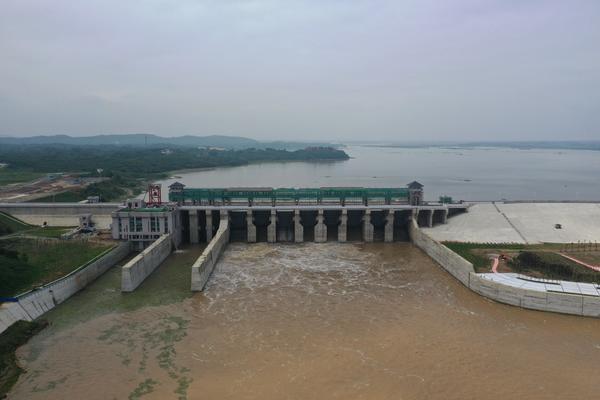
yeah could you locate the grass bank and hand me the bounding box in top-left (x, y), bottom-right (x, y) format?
top-left (442, 242), bottom-right (529, 271)
top-left (0, 213), bottom-right (72, 239)
top-left (0, 320), bottom-right (48, 398)
top-left (0, 238), bottom-right (111, 297)
top-left (0, 213), bottom-right (30, 236)
top-left (511, 251), bottom-right (600, 283)
top-left (443, 242), bottom-right (600, 282)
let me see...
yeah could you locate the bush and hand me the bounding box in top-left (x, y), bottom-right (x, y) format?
top-left (510, 251), bottom-right (600, 283)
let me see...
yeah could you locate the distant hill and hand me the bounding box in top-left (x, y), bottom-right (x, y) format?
top-left (0, 134), bottom-right (338, 150)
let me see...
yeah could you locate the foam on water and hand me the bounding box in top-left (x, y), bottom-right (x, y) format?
top-left (10, 242), bottom-right (600, 400)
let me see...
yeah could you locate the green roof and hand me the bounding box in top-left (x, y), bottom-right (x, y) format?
top-left (169, 187), bottom-right (409, 202)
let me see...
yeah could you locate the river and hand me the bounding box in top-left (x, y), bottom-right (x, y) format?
top-left (9, 242), bottom-right (600, 399)
top-left (157, 145), bottom-right (600, 201)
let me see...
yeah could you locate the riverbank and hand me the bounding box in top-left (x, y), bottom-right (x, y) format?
top-left (411, 219), bottom-right (600, 317)
top-left (1, 145), bottom-right (349, 203)
top-left (0, 320), bottom-right (47, 399)
top-left (8, 242), bottom-right (600, 399)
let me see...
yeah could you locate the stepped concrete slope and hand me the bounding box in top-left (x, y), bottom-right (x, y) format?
top-left (424, 203), bottom-right (600, 244)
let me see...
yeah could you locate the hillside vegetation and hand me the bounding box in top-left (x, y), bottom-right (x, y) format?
top-left (0, 145), bottom-right (348, 174)
top-left (0, 145), bottom-right (349, 200)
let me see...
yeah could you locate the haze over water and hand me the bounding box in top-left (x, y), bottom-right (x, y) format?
top-left (159, 146), bottom-right (600, 201)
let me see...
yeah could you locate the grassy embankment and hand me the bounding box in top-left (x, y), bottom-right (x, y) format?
top-left (443, 242), bottom-right (528, 271)
top-left (0, 320), bottom-right (48, 398)
top-left (0, 238), bottom-right (112, 298)
top-left (444, 242), bottom-right (600, 282)
top-left (511, 251), bottom-right (600, 283)
top-left (0, 213), bottom-right (112, 397)
top-left (0, 212), bottom-right (71, 238)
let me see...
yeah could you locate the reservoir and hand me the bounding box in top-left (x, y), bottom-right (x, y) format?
top-left (9, 243), bottom-right (600, 399)
top-left (158, 146), bottom-right (600, 201)
top-left (7, 146), bottom-right (600, 399)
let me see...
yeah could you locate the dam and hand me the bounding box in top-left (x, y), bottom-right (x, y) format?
top-left (110, 182), bottom-right (467, 247)
top-left (107, 182), bottom-right (468, 293)
top-left (4, 183), bottom-right (600, 399)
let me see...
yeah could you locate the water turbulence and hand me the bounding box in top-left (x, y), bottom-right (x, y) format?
top-left (9, 243), bottom-right (600, 399)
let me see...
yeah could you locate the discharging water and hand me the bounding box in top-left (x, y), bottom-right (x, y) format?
top-left (9, 243), bottom-right (600, 399)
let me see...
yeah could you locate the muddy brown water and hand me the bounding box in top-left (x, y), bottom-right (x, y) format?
top-left (8, 243), bottom-right (600, 399)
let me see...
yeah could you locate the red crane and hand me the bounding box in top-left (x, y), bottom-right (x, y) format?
top-left (147, 184), bottom-right (162, 206)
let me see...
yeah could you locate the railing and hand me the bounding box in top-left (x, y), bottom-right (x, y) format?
top-left (170, 187), bottom-right (410, 205)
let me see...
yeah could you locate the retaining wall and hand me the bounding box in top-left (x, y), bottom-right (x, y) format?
top-left (0, 202), bottom-right (119, 228)
top-left (409, 219), bottom-right (473, 286)
top-left (191, 218), bottom-right (230, 291)
top-left (409, 219), bottom-right (600, 317)
top-left (0, 242), bottom-right (130, 334)
top-left (121, 234), bottom-right (172, 292)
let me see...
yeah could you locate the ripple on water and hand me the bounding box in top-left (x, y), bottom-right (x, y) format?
top-left (9, 242), bottom-right (600, 400)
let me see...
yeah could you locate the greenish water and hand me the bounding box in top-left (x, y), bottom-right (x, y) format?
top-left (14, 245), bottom-right (205, 399)
top-left (11, 243), bottom-right (600, 400)
top-left (35, 245), bottom-right (205, 332)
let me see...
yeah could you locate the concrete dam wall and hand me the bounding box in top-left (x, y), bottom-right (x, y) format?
top-left (409, 219), bottom-right (473, 286)
top-left (0, 242), bottom-right (130, 334)
top-left (409, 219), bottom-right (600, 317)
top-left (0, 202), bottom-right (120, 228)
top-left (121, 234), bottom-right (173, 292)
top-left (191, 217), bottom-right (230, 291)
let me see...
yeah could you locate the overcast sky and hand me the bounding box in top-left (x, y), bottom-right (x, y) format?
top-left (1, 0), bottom-right (599, 141)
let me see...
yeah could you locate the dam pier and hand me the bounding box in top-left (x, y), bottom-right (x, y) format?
top-left (108, 182), bottom-right (468, 292)
top-left (111, 182), bottom-right (465, 248)
top-left (4, 180), bottom-right (600, 329)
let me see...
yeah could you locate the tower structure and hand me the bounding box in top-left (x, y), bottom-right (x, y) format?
top-left (147, 184), bottom-right (162, 206)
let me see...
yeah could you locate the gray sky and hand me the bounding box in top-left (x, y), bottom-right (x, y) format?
top-left (1, 0), bottom-right (599, 141)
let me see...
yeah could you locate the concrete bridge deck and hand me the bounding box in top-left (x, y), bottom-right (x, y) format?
top-left (179, 204), bottom-right (467, 211)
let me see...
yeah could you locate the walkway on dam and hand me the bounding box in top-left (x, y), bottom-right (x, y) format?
top-left (423, 203), bottom-right (600, 244)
